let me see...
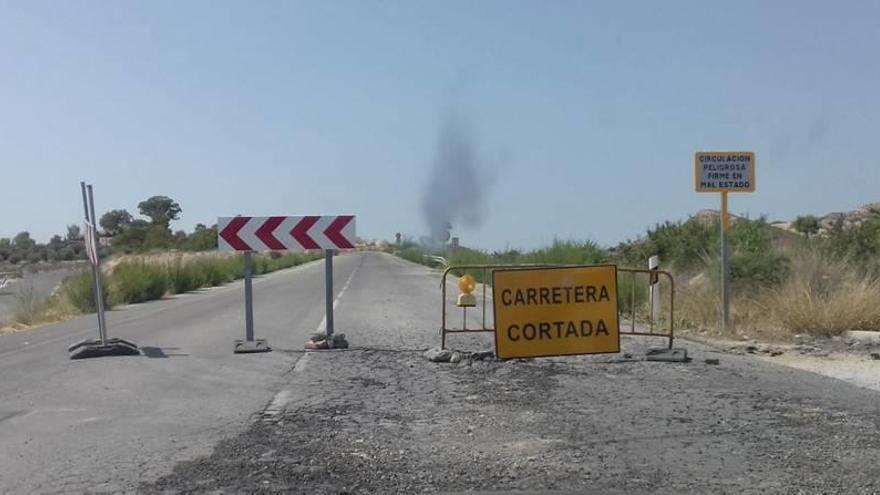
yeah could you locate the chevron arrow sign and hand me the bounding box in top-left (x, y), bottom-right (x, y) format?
top-left (217, 216), bottom-right (357, 252)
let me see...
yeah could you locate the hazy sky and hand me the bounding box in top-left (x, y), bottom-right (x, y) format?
top-left (2, 1), bottom-right (878, 249)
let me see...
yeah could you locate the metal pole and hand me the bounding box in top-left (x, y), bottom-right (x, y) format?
top-left (82, 183), bottom-right (108, 345)
top-left (324, 249), bottom-right (334, 338)
top-left (244, 251), bottom-right (254, 342)
top-left (720, 191), bottom-right (730, 332)
top-left (649, 255), bottom-right (661, 331)
top-left (441, 271), bottom-right (447, 349)
top-left (482, 267), bottom-right (487, 330)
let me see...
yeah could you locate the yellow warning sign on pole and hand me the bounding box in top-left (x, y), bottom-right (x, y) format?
top-left (492, 265), bottom-right (620, 359)
top-left (694, 151), bottom-right (755, 193)
top-left (694, 150), bottom-right (756, 332)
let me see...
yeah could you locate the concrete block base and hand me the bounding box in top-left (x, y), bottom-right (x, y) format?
top-left (646, 347), bottom-right (689, 363)
top-left (234, 339), bottom-right (271, 354)
top-left (68, 338), bottom-right (140, 360)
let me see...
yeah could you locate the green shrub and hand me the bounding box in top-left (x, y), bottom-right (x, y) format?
top-left (191, 257), bottom-right (235, 286)
top-left (699, 218), bottom-right (791, 290)
top-left (252, 255), bottom-right (269, 275)
top-left (396, 246), bottom-right (427, 265)
top-left (109, 261), bottom-right (168, 304)
top-left (264, 252), bottom-right (316, 271)
top-left (166, 258), bottom-right (206, 294)
top-left (518, 239), bottom-right (607, 266)
top-left (616, 220), bottom-right (715, 273)
top-left (63, 271), bottom-right (111, 313)
top-left (447, 248), bottom-right (494, 266)
top-left (822, 216), bottom-right (880, 270)
top-left (617, 270), bottom-right (649, 318)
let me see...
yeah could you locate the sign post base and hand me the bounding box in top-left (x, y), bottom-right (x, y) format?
top-left (645, 347), bottom-right (689, 363)
top-left (68, 338), bottom-right (140, 360)
top-left (234, 339), bottom-right (271, 354)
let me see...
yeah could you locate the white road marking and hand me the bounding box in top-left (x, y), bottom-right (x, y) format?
top-left (293, 352), bottom-right (311, 373)
top-left (264, 260), bottom-right (361, 417)
top-left (314, 261), bottom-right (360, 334)
top-left (263, 390), bottom-right (293, 417)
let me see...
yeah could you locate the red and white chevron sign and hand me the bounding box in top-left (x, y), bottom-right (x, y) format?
top-left (217, 216), bottom-right (356, 252)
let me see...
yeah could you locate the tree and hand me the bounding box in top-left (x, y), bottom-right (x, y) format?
top-left (99, 209), bottom-right (133, 236)
top-left (13, 232), bottom-right (36, 251)
top-left (183, 224), bottom-right (218, 251)
top-left (112, 222), bottom-right (150, 253)
top-left (47, 235), bottom-right (65, 251)
top-left (66, 224), bottom-right (81, 242)
top-left (793, 215), bottom-right (821, 238)
top-left (172, 230), bottom-right (188, 246)
top-left (138, 196), bottom-right (181, 227)
top-left (0, 238), bottom-right (10, 261)
top-left (143, 225), bottom-right (172, 250)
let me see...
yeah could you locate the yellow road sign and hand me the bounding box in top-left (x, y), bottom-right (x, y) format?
top-left (694, 151), bottom-right (756, 192)
top-left (493, 265), bottom-right (620, 359)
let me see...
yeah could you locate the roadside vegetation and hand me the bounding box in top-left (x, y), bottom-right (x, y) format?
top-left (0, 195), bottom-right (221, 274)
top-left (4, 252), bottom-right (321, 330)
top-left (396, 208), bottom-right (880, 339)
top-left (2, 194), bottom-right (330, 331)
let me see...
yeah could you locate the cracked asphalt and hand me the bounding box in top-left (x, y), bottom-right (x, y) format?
top-left (143, 253), bottom-right (880, 494)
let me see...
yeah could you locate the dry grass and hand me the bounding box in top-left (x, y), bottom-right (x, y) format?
top-left (676, 277), bottom-right (765, 333)
top-left (766, 250), bottom-right (880, 336)
top-left (8, 278), bottom-right (80, 330)
top-left (677, 250), bottom-right (880, 338)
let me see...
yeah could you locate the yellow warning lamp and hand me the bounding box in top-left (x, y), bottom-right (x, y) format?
top-left (457, 274), bottom-right (477, 307)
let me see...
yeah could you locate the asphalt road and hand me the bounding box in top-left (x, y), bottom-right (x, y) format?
top-left (2, 252), bottom-right (880, 494)
top-left (0, 254), bottom-right (362, 493)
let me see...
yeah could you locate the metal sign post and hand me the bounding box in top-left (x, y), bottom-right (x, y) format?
top-left (694, 151), bottom-right (756, 333)
top-left (86, 184), bottom-right (109, 345)
top-left (324, 249), bottom-right (334, 338)
top-left (68, 182), bottom-right (140, 359)
top-left (719, 192), bottom-right (731, 332)
top-left (234, 251), bottom-right (269, 353)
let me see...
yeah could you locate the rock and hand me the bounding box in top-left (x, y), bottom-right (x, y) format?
top-left (704, 358), bottom-right (720, 365)
top-left (793, 333), bottom-right (812, 344)
top-left (330, 333), bottom-right (349, 349)
top-left (424, 348), bottom-right (452, 363)
top-left (450, 352), bottom-right (462, 363)
top-left (306, 332), bottom-right (348, 350)
top-left (870, 353), bottom-right (880, 360)
top-left (470, 351), bottom-right (495, 361)
top-left (770, 350), bottom-right (784, 357)
top-left (623, 353), bottom-right (633, 359)
top-left (846, 331), bottom-right (880, 346)
top-left (305, 339), bottom-right (329, 350)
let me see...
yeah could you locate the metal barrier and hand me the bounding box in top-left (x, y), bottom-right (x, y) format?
top-left (440, 264), bottom-right (675, 350)
top-left (423, 255), bottom-right (449, 268)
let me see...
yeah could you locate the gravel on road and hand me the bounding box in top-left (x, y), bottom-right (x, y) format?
top-left (144, 337), bottom-right (880, 494)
